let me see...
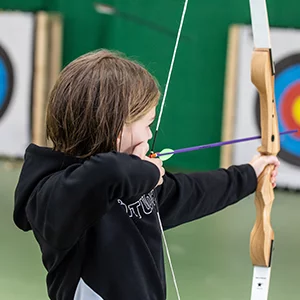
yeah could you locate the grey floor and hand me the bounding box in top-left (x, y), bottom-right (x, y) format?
top-left (1, 160), bottom-right (299, 299)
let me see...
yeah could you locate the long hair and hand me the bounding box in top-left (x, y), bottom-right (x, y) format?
top-left (46, 50), bottom-right (160, 158)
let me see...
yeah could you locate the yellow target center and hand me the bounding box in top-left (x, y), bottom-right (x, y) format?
top-left (292, 97), bottom-right (300, 126)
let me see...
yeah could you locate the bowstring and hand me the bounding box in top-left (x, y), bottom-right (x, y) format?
top-left (151, 1), bottom-right (189, 300)
top-left (150, 0), bottom-right (189, 153)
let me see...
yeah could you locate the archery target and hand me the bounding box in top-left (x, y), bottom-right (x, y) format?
top-left (0, 12), bottom-right (35, 157)
top-left (224, 25), bottom-right (300, 189)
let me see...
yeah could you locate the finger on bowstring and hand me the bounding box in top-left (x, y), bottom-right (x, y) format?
top-left (150, 157), bottom-right (163, 166)
top-left (156, 158), bottom-right (163, 166)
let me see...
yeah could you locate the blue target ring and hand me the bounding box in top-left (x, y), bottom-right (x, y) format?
top-left (256, 54), bottom-right (300, 166)
top-left (0, 45), bottom-right (13, 119)
top-left (276, 68), bottom-right (300, 155)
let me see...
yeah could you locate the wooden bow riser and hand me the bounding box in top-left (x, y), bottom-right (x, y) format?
top-left (250, 49), bottom-right (280, 267)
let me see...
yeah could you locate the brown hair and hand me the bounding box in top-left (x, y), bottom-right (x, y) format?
top-left (46, 49), bottom-right (160, 158)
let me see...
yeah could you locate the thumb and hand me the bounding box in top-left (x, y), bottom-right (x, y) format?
top-left (261, 155), bottom-right (280, 167)
top-left (250, 154), bottom-right (280, 178)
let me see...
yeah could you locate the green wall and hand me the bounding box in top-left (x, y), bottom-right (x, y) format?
top-left (1, 0), bottom-right (299, 171)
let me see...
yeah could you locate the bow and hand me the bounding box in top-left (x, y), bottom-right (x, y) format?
top-left (152, 0), bottom-right (280, 299)
top-left (150, 0), bottom-right (280, 299)
top-left (249, 0), bottom-right (280, 299)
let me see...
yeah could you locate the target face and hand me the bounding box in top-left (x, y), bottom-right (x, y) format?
top-left (0, 45), bottom-right (13, 119)
top-left (256, 54), bottom-right (300, 166)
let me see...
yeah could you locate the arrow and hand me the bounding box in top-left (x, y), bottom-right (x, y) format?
top-left (150, 129), bottom-right (297, 161)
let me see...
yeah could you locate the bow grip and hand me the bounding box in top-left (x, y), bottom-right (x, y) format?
top-left (250, 166), bottom-right (275, 266)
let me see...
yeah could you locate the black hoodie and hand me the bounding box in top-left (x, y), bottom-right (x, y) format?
top-left (14, 144), bottom-right (257, 300)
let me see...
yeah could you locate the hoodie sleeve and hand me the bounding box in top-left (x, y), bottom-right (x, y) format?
top-left (25, 152), bottom-right (159, 250)
top-left (157, 164), bottom-right (257, 230)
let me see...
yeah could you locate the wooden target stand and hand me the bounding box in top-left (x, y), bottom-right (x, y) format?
top-left (32, 12), bottom-right (62, 147)
top-left (221, 25), bottom-right (241, 168)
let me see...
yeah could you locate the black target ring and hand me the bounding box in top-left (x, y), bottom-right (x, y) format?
top-left (0, 45), bottom-right (14, 119)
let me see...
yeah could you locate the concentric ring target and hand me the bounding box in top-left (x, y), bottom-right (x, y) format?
top-left (255, 53), bottom-right (300, 166)
top-left (0, 45), bottom-right (14, 119)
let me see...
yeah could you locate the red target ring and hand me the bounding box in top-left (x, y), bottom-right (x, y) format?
top-left (280, 81), bottom-right (300, 138)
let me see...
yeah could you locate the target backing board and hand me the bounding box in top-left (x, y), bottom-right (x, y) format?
top-left (222, 25), bottom-right (300, 190)
top-left (0, 11), bottom-right (62, 158)
top-left (0, 12), bottom-right (34, 157)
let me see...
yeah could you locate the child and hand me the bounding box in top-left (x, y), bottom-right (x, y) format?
top-left (13, 50), bottom-right (279, 300)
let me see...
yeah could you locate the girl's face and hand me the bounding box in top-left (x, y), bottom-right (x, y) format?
top-left (119, 107), bottom-right (156, 154)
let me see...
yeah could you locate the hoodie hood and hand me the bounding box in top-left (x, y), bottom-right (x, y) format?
top-left (13, 144), bottom-right (83, 231)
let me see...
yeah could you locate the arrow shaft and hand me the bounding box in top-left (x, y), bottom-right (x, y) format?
top-left (156, 129), bottom-right (297, 157)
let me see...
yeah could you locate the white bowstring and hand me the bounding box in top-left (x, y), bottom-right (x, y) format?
top-left (155, 0), bottom-right (189, 132)
top-left (154, 1), bottom-right (189, 299)
top-left (157, 212), bottom-right (181, 300)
